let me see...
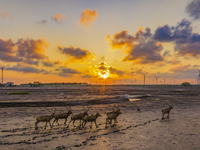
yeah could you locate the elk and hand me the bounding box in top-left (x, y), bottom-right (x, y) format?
top-left (82, 112), bottom-right (101, 128)
top-left (67, 106), bottom-right (90, 128)
top-left (161, 103), bottom-right (174, 120)
top-left (34, 109), bottom-right (56, 130)
top-left (52, 106), bottom-right (73, 127)
top-left (105, 109), bottom-right (122, 128)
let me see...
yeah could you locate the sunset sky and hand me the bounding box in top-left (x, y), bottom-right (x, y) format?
top-left (1, 0), bottom-right (200, 85)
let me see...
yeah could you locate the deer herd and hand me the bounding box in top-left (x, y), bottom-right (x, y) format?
top-left (34, 102), bottom-right (174, 130)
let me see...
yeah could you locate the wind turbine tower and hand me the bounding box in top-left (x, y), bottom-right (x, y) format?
top-left (1, 67), bottom-right (3, 85)
top-left (163, 77), bottom-right (166, 85)
top-left (197, 69), bottom-right (200, 84)
top-left (155, 76), bottom-right (159, 85)
top-left (141, 72), bottom-right (148, 85)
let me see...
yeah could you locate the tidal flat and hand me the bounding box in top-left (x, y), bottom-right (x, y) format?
top-left (0, 85), bottom-right (200, 150)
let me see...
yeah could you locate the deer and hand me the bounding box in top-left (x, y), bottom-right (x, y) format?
top-left (34, 109), bottom-right (56, 130)
top-left (104, 106), bottom-right (120, 123)
top-left (82, 112), bottom-right (101, 128)
top-left (67, 106), bottom-right (90, 128)
top-left (161, 103), bottom-right (174, 120)
top-left (105, 108), bottom-right (122, 128)
top-left (52, 106), bottom-right (73, 127)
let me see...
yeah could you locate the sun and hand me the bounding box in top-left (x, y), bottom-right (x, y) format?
top-left (102, 74), bottom-right (108, 79)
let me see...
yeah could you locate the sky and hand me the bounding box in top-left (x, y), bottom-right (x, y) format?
top-left (1, 0), bottom-right (200, 85)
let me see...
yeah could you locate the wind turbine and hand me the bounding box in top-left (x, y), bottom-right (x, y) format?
top-left (141, 72), bottom-right (148, 85)
top-left (155, 76), bottom-right (159, 85)
top-left (163, 77), bottom-right (166, 85)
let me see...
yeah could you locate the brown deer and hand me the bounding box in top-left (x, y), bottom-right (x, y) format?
top-left (67, 106), bottom-right (90, 128)
top-left (105, 109), bottom-right (122, 128)
top-left (52, 106), bottom-right (73, 127)
top-left (162, 103), bottom-right (174, 120)
top-left (34, 109), bottom-right (56, 130)
top-left (105, 106), bottom-right (120, 123)
top-left (82, 112), bottom-right (101, 128)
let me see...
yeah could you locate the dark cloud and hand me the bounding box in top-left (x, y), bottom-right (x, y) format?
top-left (0, 38), bottom-right (21, 62)
top-left (5, 64), bottom-right (45, 74)
top-left (36, 20), bottom-right (47, 25)
top-left (109, 67), bottom-right (125, 77)
top-left (58, 67), bottom-right (80, 78)
top-left (153, 19), bottom-right (192, 43)
top-left (42, 59), bottom-right (61, 67)
top-left (107, 28), bottom-right (164, 64)
top-left (123, 40), bottom-right (163, 64)
top-left (186, 0), bottom-right (200, 20)
top-left (58, 46), bottom-right (94, 64)
top-left (152, 19), bottom-right (200, 58)
top-left (81, 74), bottom-right (92, 78)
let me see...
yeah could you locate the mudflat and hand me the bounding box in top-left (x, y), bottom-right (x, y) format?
top-left (0, 85), bottom-right (200, 150)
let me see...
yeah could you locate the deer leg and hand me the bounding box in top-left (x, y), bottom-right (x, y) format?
top-left (73, 120), bottom-right (76, 127)
top-left (64, 118), bottom-right (67, 125)
top-left (167, 113), bottom-right (170, 118)
top-left (56, 119), bottom-right (59, 126)
top-left (95, 120), bottom-right (98, 128)
top-left (44, 122), bottom-right (48, 129)
top-left (67, 120), bottom-right (72, 128)
top-left (105, 118), bottom-right (108, 128)
top-left (162, 113), bottom-right (164, 120)
top-left (114, 119), bottom-right (117, 126)
top-left (90, 122), bottom-right (92, 128)
top-left (49, 121), bottom-right (52, 128)
top-left (35, 122), bottom-right (38, 130)
top-left (52, 119), bottom-right (55, 127)
top-left (79, 120), bottom-right (82, 126)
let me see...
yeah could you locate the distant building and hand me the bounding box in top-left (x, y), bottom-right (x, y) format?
top-left (5, 82), bottom-right (14, 87)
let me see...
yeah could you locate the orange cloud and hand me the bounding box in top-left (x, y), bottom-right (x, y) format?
top-left (0, 12), bottom-right (12, 19)
top-left (80, 9), bottom-right (98, 26)
top-left (52, 13), bottom-right (66, 23)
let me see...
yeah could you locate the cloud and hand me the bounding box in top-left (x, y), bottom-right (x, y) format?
top-left (168, 64), bottom-right (198, 79)
top-left (92, 62), bottom-right (125, 78)
top-left (36, 20), bottom-right (47, 25)
top-left (186, 0), bottom-right (200, 20)
top-left (0, 12), bottom-right (12, 19)
top-left (153, 19), bottom-right (200, 57)
top-left (42, 59), bottom-right (61, 67)
top-left (16, 38), bottom-right (48, 60)
top-left (81, 74), bottom-right (92, 78)
top-left (58, 46), bottom-right (95, 64)
top-left (107, 27), bottom-right (164, 64)
top-left (0, 38), bottom-right (21, 62)
top-left (52, 13), bottom-right (66, 23)
top-left (5, 64), bottom-right (46, 74)
top-left (58, 67), bottom-right (80, 77)
top-left (80, 9), bottom-right (98, 26)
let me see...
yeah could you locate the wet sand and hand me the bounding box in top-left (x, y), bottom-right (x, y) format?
top-left (0, 85), bottom-right (200, 150)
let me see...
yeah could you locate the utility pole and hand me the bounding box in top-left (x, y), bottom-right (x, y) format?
top-left (141, 72), bottom-right (148, 85)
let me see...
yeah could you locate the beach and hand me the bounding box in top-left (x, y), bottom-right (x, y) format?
top-left (0, 85), bottom-right (200, 150)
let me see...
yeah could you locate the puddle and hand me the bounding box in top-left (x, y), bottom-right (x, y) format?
top-left (129, 99), bottom-right (141, 101)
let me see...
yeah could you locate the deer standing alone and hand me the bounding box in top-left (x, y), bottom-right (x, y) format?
top-left (52, 106), bottom-right (73, 127)
top-left (82, 112), bottom-right (101, 128)
top-left (34, 109), bottom-right (56, 130)
top-left (67, 106), bottom-right (90, 128)
top-left (162, 103), bottom-right (174, 120)
top-left (105, 108), bottom-right (122, 128)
